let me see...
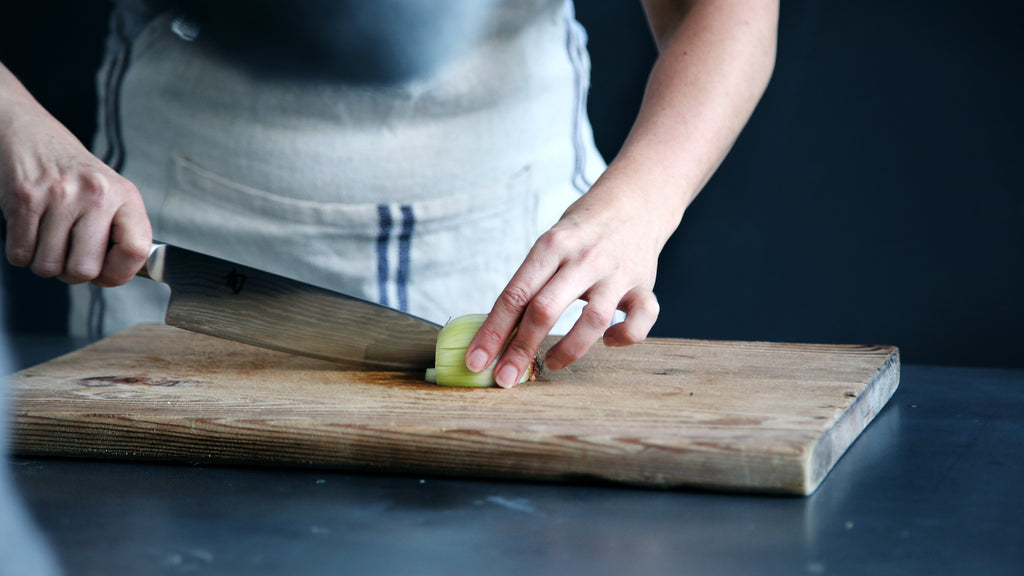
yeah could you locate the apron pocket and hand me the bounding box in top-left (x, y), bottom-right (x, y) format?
top-left (161, 155), bottom-right (538, 322)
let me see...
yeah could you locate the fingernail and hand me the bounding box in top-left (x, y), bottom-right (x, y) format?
top-left (544, 355), bottom-right (563, 371)
top-left (495, 364), bottom-right (519, 389)
top-left (466, 348), bottom-right (489, 373)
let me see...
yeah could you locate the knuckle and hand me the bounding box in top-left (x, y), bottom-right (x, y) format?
top-left (574, 241), bottom-right (599, 262)
top-left (579, 304), bottom-right (615, 330)
top-left (616, 317), bottom-right (656, 346)
top-left (79, 170), bottom-right (108, 193)
top-left (79, 177), bottom-right (116, 210)
top-left (5, 185), bottom-right (44, 217)
top-left (6, 246), bottom-right (33, 267)
top-left (524, 294), bottom-right (562, 326)
top-left (536, 226), bottom-right (574, 253)
top-left (498, 283), bottom-right (533, 312)
top-left (65, 260), bottom-right (102, 283)
top-left (48, 178), bottom-right (74, 202)
top-left (646, 292), bottom-right (661, 316)
top-left (473, 323), bottom-right (508, 350)
top-left (119, 238), bottom-right (152, 263)
top-left (502, 338), bottom-right (537, 366)
top-left (30, 260), bottom-right (63, 278)
top-left (648, 300), bottom-right (661, 319)
top-left (639, 292), bottom-right (660, 317)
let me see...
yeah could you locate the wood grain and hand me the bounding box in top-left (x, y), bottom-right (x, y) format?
top-left (6, 323), bottom-right (899, 494)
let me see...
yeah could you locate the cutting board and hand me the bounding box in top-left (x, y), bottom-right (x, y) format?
top-left (7, 323), bottom-right (899, 495)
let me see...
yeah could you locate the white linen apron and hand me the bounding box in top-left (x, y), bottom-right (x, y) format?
top-left (70, 0), bottom-right (606, 339)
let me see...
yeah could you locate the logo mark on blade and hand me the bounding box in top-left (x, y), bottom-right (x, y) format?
top-left (225, 268), bottom-right (246, 294)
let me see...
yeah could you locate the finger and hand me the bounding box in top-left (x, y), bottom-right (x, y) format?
top-left (3, 204), bottom-right (42, 268)
top-left (59, 210), bottom-right (112, 284)
top-left (603, 287), bottom-right (660, 347)
top-left (465, 243), bottom-right (564, 373)
top-left (493, 265), bottom-right (597, 388)
top-left (543, 287), bottom-right (620, 371)
top-left (29, 200), bottom-right (75, 278)
top-left (94, 199), bottom-right (152, 287)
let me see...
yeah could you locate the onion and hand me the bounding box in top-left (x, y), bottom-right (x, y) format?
top-left (425, 314), bottom-right (534, 387)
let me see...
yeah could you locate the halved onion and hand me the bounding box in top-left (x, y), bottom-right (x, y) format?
top-left (425, 314), bottom-right (534, 387)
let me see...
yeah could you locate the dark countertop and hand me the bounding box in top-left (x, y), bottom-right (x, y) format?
top-left (4, 335), bottom-right (1023, 576)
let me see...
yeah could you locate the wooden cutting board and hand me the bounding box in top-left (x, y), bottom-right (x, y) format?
top-left (7, 323), bottom-right (899, 495)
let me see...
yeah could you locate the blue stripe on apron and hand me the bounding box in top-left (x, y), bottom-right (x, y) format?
top-left (376, 204), bottom-right (393, 308)
top-left (398, 205), bottom-right (414, 313)
top-left (376, 204), bottom-right (415, 312)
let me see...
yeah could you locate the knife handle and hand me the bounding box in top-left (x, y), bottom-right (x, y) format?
top-left (136, 243), bottom-right (167, 283)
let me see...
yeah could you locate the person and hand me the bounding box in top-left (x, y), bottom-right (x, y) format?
top-left (0, 0), bottom-right (778, 388)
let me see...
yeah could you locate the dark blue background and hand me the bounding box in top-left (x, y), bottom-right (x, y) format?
top-left (2, 1), bottom-right (1021, 368)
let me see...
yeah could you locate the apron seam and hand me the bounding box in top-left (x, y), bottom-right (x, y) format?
top-left (564, 1), bottom-right (593, 196)
top-left (90, 7), bottom-right (134, 340)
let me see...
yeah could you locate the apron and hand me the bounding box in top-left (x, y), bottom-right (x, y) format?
top-left (70, 0), bottom-right (606, 339)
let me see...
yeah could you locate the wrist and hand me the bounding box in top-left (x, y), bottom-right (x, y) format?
top-left (593, 152), bottom-right (693, 248)
top-left (0, 63), bottom-right (52, 134)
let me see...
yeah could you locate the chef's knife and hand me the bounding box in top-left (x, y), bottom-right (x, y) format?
top-left (136, 242), bottom-right (441, 370)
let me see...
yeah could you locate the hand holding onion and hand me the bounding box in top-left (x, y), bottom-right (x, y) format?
top-left (458, 171), bottom-right (669, 389)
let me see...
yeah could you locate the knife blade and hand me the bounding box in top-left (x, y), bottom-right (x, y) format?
top-left (136, 242), bottom-right (441, 370)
